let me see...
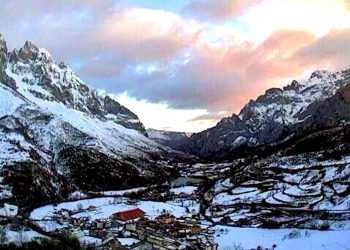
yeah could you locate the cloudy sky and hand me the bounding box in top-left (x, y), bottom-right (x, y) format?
top-left (1, 0), bottom-right (350, 132)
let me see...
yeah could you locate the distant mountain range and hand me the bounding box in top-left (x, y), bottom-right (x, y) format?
top-left (154, 68), bottom-right (350, 160)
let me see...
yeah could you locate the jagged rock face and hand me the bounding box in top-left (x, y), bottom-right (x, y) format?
top-left (0, 35), bottom-right (16, 90)
top-left (183, 69), bottom-right (350, 159)
top-left (0, 35), bottom-right (191, 207)
top-left (3, 38), bottom-right (146, 134)
top-left (0, 110), bottom-right (70, 206)
top-left (0, 34), bottom-right (7, 65)
top-left (299, 82), bottom-right (350, 123)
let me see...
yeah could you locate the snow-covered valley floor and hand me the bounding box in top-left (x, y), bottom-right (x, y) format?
top-left (28, 191), bottom-right (350, 249)
top-left (30, 196), bottom-right (200, 231)
top-left (214, 225), bottom-right (350, 250)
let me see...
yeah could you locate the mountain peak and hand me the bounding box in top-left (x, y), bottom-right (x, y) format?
top-left (23, 40), bottom-right (38, 51)
top-left (310, 69), bottom-right (331, 79)
top-left (0, 33), bottom-right (5, 42)
top-left (16, 40), bottom-right (40, 62)
top-left (0, 33), bottom-right (7, 54)
top-left (183, 67), bottom-right (349, 159)
top-left (3, 37), bottom-right (147, 134)
top-left (283, 80), bottom-right (301, 91)
top-left (58, 61), bottom-right (68, 69)
top-left (0, 34), bottom-right (15, 88)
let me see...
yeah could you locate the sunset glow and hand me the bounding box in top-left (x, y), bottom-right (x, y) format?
top-left (2, 0), bottom-right (350, 132)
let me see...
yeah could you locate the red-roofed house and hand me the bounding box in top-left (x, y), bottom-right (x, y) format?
top-left (112, 208), bottom-right (145, 221)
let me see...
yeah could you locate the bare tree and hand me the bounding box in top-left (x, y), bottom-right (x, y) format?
top-left (17, 229), bottom-right (28, 247)
top-left (0, 226), bottom-right (7, 244)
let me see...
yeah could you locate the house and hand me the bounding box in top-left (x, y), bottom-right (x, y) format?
top-left (96, 221), bottom-right (104, 229)
top-left (125, 222), bottom-right (136, 231)
top-left (129, 240), bottom-right (148, 250)
top-left (190, 224), bottom-right (201, 234)
top-left (110, 220), bottom-right (119, 228)
top-left (99, 236), bottom-right (126, 250)
top-left (91, 219), bottom-right (111, 229)
top-left (70, 229), bottom-right (84, 238)
top-left (204, 240), bottom-right (218, 250)
top-left (113, 208), bottom-right (145, 221)
top-left (89, 228), bottom-right (109, 239)
top-left (96, 229), bottom-right (109, 239)
top-left (71, 218), bottom-right (80, 226)
top-left (156, 213), bottom-right (176, 224)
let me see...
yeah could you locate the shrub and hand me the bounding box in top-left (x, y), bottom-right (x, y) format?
top-left (283, 230), bottom-right (302, 240)
top-left (224, 243), bottom-right (245, 250)
top-left (76, 203), bottom-right (83, 211)
top-left (319, 222), bottom-right (330, 231)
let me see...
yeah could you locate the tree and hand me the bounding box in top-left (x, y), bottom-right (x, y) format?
top-left (0, 226), bottom-right (7, 244)
top-left (17, 229), bottom-right (27, 247)
top-left (76, 203), bottom-right (83, 211)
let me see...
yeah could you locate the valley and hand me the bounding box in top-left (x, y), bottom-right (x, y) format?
top-left (0, 34), bottom-right (349, 249)
top-left (15, 157), bottom-right (350, 250)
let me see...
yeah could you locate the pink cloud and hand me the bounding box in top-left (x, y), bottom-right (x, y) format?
top-left (294, 28), bottom-right (350, 70)
top-left (184, 0), bottom-right (259, 20)
top-left (80, 20), bottom-right (348, 117)
top-left (1, 1), bottom-right (350, 129)
top-left (99, 8), bottom-right (203, 62)
top-left (176, 30), bottom-right (317, 113)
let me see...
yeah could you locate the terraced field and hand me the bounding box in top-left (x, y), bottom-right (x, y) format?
top-left (206, 153), bottom-right (350, 229)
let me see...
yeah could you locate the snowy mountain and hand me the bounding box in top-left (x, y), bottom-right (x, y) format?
top-left (183, 68), bottom-right (350, 159)
top-left (2, 35), bottom-right (146, 133)
top-left (0, 34), bottom-right (191, 206)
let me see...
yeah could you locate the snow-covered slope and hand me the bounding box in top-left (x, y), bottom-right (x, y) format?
top-left (4, 37), bottom-right (146, 133)
top-left (185, 68), bottom-right (350, 159)
top-left (0, 34), bottom-right (189, 206)
top-left (240, 70), bottom-right (346, 128)
top-left (208, 150), bottom-right (350, 229)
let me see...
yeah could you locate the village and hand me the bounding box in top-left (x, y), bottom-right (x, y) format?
top-left (64, 207), bottom-right (217, 249)
top-left (28, 177), bottom-right (219, 250)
